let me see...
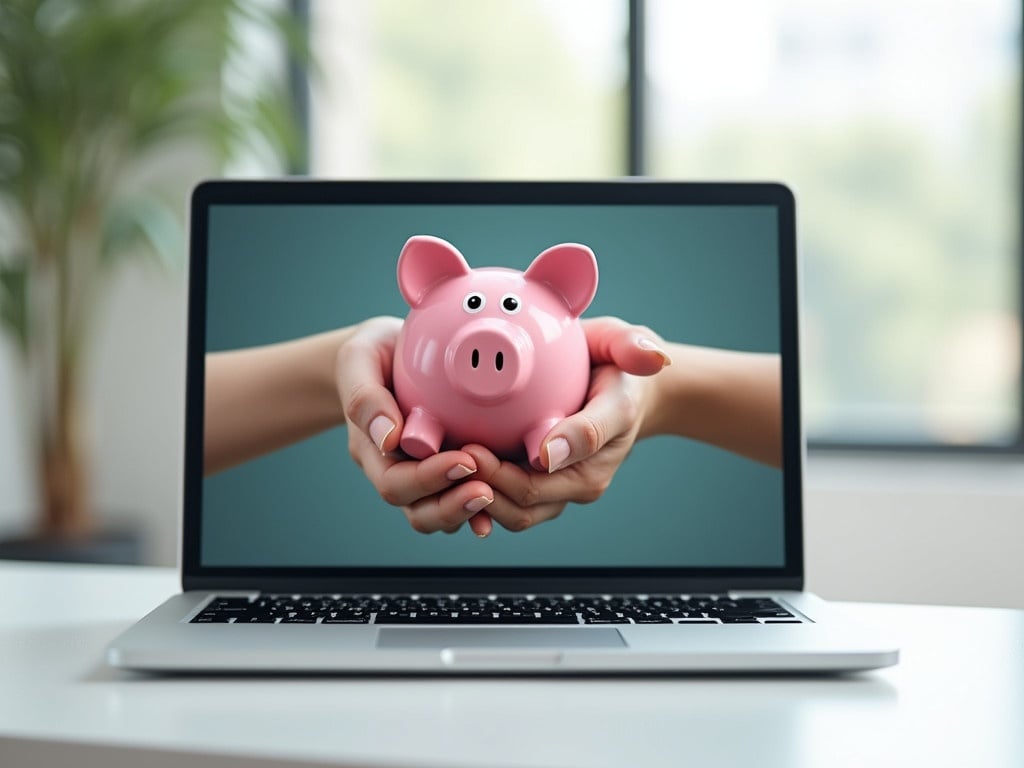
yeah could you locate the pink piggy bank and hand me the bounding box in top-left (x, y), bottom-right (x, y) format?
top-left (393, 235), bottom-right (599, 471)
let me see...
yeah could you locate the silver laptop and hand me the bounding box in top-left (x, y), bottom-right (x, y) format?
top-left (107, 180), bottom-right (898, 673)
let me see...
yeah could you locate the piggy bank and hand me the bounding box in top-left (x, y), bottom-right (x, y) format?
top-left (393, 235), bottom-right (598, 471)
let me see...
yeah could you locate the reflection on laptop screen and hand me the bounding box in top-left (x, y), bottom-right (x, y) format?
top-left (201, 200), bottom-right (785, 569)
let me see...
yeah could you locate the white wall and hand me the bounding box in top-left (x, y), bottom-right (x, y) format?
top-left (806, 454), bottom-right (1024, 610)
top-left (0, 336), bottom-right (34, 532)
top-left (0, 261), bottom-right (187, 566)
top-left (805, 453), bottom-right (1024, 609)
top-left (86, 262), bottom-right (188, 566)
top-left (2, 270), bottom-right (1023, 608)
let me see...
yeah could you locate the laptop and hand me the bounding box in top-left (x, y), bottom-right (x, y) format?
top-left (106, 180), bottom-right (898, 673)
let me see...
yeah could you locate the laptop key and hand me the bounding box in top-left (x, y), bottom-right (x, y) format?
top-left (211, 598), bottom-right (252, 607)
top-left (322, 617), bottom-right (372, 624)
top-left (673, 619), bottom-right (717, 624)
top-left (631, 617), bottom-right (673, 624)
top-left (501, 614), bottom-right (579, 624)
top-left (374, 613), bottom-right (427, 624)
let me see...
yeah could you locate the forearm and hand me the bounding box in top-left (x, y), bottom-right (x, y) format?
top-left (641, 344), bottom-right (782, 467)
top-left (204, 327), bottom-right (355, 474)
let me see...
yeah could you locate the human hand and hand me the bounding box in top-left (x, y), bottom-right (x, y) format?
top-left (462, 317), bottom-right (671, 535)
top-left (335, 316), bottom-right (495, 537)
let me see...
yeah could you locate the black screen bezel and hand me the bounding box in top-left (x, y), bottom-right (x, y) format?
top-left (182, 180), bottom-right (803, 593)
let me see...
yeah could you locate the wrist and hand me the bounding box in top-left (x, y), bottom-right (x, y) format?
top-left (636, 342), bottom-right (683, 439)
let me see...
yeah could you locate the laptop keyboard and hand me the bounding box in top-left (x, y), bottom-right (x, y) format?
top-left (190, 594), bottom-right (801, 625)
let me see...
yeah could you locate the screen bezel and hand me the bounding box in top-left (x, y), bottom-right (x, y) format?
top-left (182, 180), bottom-right (803, 593)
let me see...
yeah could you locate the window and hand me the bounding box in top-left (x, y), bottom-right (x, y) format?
top-left (305, 0), bottom-right (1022, 449)
top-left (309, 0), bottom-right (626, 178)
top-left (646, 0), bottom-right (1021, 447)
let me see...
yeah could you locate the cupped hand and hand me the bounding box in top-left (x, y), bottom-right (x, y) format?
top-left (465, 317), bottom-right (671, 533)
top-left (335, 316), bottom-right (494, 537)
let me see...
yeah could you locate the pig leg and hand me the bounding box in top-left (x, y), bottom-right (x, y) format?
top-left (400, 407), bottom-right (445, 459)
top-left (523, 417), bottom-right (562, 472)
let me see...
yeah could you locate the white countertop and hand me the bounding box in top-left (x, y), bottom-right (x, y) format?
top-left (1, 561), bottom-right (1022, 767)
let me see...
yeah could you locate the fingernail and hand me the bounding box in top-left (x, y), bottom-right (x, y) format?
top-left (546, 437), bottom-right (571, 474)
top-left (637, 337), bottom-right (672, 366)
top-left (463, 496), bottom-right (493, 514)
top-left (446, 464), bottom-right (476, 481)
top-left (369, 415), bottom-right (396, 453)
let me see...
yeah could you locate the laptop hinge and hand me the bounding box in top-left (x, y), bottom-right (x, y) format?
top-left (180, 575), bottom-right (805, 595)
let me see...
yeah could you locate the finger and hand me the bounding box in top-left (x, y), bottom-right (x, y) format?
top-left (404, 480), bottom-right (494, 534)
top-left (462, 444), bottom-right (575, 509)
top-left (582, 316), bottom-right (671, 375)
top-left (376, 450), bottom-right (482, 508)
top-left (351, 427), bottom-right (472, 504)
top-left (541, 367), bottom-right (638, 472)
top-left (464, 442), bottom-right (610, 508)
top-left (460, 445), bottom-right (541, 528)
top-left (467, 512), bottom-right (493, 538)
top-left (442, 510), bottom-right (493, 537)
top-left (484, 487), bottom-right (568, 533)
top-left (336, 318), bottom-right (405, 453)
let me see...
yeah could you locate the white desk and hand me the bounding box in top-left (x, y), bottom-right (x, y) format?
top-left (0, 561), bottom-right (1021, 768)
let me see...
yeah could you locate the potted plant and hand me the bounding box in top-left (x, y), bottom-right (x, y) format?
top-left (0, 0), bottom-right (306, 560)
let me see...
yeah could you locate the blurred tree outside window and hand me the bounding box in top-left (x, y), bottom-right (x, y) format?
top-left (306, 0), bottom-right (1020, 449)
top-left (646, 0), bottom-right (1021, 447)
top-left (309, 0), bottom-right (627, 178)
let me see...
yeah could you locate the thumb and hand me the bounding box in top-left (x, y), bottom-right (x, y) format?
top-left (336, 319), bottom-right (405, 453)
top-left (582, 317), bottom-right (671, 376)
top-left (541, 367), bottom-right (636, 472)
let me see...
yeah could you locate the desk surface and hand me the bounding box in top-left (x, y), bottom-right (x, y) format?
top-left (0, 561), bottom-right (1021, 768)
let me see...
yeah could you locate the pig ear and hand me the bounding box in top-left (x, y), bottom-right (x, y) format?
top-left (524, 243), bottom-right (598, 317)
top-left (397, 236), bottom-right (472, 308)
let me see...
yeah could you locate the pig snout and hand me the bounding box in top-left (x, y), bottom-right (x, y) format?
top-left (445, 318), bottom-right (534, 402)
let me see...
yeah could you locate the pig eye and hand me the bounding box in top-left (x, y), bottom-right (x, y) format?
top-left (500, 293), bottom-right (522, 315)
top-left (463, 292), bottom-right (486, 313)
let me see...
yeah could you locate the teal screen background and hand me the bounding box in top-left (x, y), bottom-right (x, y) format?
top-left (202, 204), bottom-right (784, 567)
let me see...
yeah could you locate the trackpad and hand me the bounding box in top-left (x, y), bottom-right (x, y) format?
top-left (377, 628), bottom-right (626, 649)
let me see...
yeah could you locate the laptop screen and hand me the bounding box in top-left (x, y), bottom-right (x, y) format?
top-left (187, 182), bottom-right (800, 582)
